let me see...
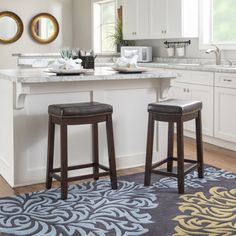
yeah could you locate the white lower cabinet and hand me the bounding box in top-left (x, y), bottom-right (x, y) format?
top-left (151, 68), bottom-right (236, 148)
top-left (186, 84), bottom-right (214, 136)
top-left (214, 87), bottom-right (236, 143)
top-left (168, 70), bottom-right (214, 137)
top-left (169, 82), bottom-right (214, 136)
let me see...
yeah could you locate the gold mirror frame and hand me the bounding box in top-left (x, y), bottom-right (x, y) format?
top-left (0, 11), bottom-right (24, 44)
top-left (30, 13), bottom-right (59, 44)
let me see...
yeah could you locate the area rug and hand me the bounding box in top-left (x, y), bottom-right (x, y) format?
top-left (0, 166), bottom-right (236, 236)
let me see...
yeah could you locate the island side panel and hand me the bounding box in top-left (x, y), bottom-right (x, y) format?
top-left (93, 87), bottom-right (157, 168)
top-left (93, 81), bottom-right (168, 170)
top-left (13, 91), bottom-right (93, 186)
top-left (0, 79), bottom-right (14, 186)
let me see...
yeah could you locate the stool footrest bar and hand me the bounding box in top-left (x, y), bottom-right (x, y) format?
top-left (184, 163), bottom-right (199, 176)
top-left (172, 157), bottom-right (198, 164)
top-left (51, 171), bottom-right (110, 183)
top-left (52, 163), bottom-right (95, 173)
top-left (151, 158), bottom-right (169, 169)
top-left (151, 169), bottom-right (178, 177)
top-left (98, 164), bottom-right (110, 171)
top-left (51, 173), bottom-right (62, 181)
top-left (68, 171), bottom-right (110, 182)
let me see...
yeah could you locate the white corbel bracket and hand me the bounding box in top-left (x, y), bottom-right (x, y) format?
top-left (159, 78), bottom-right (172, 100)
top-left (14, 83), bottom-right (30, 109)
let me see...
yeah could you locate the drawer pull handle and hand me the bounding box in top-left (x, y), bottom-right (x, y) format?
top-left (223, 79), bottom-right (232, 82)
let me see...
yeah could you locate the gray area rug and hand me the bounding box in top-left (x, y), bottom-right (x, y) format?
top-left (0, 166), bottom-right (236, 235)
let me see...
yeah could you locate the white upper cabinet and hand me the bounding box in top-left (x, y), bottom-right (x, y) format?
top-left (123, 0), bottom-right (149, 40)
top-left (123, 0), bottom-right (198, 40)
top-left (149, 0), bottom-right (166, 38)
top-left (123, 0), bottom-right (138, 40)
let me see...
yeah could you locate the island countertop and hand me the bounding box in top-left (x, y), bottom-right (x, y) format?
top-left (0, 67), bottom-right (176, 83)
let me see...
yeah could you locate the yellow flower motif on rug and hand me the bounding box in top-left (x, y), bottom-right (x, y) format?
top-left (173, 187), bottom-right (236, 236)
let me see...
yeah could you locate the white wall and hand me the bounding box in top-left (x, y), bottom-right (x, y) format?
top-left (0, 0), bottom-right (73, 69)
top-left (72, 0), bottom-right (92, 50)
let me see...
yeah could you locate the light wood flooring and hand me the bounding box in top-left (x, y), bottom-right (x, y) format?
top-left (0, 137), bottom-right (236, 198)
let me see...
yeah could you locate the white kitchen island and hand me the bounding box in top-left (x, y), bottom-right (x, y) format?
top-left (0, 67), bottom-right (176, 187)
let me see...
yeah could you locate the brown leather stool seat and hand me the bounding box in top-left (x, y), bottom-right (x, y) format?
top-left (148, 99), bottom-right (202, 115)
top-left (144, 99), bottom-right (204, 194)
top-left (46, 101), bottom-right (117, 200)
top-left (48, 102), bottom-right (113, 117)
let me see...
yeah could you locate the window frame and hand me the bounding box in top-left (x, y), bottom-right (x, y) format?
top-left (92, 0), bottom-right (117, 54)
top-left (199, 0), bottom-right (236, 50)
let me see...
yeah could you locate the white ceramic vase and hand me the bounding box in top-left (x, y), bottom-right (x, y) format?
top-left (166, 47), bottom-right (175, 57)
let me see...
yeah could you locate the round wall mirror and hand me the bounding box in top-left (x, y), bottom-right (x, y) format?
top-left (30, 13), bottom-right (59, 44)
top-left (0, 11), bottom-right (24, 44)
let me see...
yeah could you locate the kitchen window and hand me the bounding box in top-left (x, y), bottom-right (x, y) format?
top-left (93, 0), bottom-right (116, 53)
top-left (200, 0), bottom-right (236, 49)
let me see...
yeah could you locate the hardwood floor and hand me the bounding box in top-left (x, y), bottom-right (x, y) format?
top-left (0, 137), bottom-right (236, 198)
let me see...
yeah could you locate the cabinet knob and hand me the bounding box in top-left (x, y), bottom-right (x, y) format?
top-left (187, 88), bottom-right (190, 93)
top-left (184, 88), bottom-right (186, 92)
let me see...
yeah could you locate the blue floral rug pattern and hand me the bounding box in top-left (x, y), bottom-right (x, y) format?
top-left (0, 180), bottom-right (158, 236)
top-left (0, 166), bottom-right (236, 236)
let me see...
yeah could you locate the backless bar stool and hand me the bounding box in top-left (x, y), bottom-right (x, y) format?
top-left (144, 99), bottom-right (204, 194)
top-left (46, 102), bottom-right (118, 200)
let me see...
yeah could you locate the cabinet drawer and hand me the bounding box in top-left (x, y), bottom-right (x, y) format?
top-left (215, 73), bottom-right (236, 89)
top-left (170, 70), bottom-right (214, 86)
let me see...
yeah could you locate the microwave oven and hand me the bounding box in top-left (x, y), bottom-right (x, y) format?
top-left (121, 46), bottom-right (152, 62)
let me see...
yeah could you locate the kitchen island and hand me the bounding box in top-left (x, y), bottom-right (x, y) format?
top-left (0, 67), bottom-right (176, 187)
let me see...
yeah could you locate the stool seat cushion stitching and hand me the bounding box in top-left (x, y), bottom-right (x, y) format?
top-left (148, 99), bottom-right (202, 114)
top-left (48, 102), bottom-right (113, 117)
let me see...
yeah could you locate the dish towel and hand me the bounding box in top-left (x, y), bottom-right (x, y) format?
top-left (114, 55), bottom-right (138, 68)
top-left (52, 58), bottom-right (82, 70)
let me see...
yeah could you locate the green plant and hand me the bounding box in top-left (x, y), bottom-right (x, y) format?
top-left (110, 17), bottom-right (135, 49)
top-left (60, 48), bottom-right (73, 59)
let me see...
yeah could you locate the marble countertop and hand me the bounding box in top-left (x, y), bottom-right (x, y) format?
top-left (0, 67), bottom-right (176, 84)
top-left (98, 62), bottom-right (236, 73)
top-left (140, 62), bottom-right (236, 73)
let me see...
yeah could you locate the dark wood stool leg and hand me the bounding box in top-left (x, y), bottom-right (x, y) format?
top-left (46, 116), bottom-right (55, 189)
top-left (106, 114), bottom-right (118, 190)
top-left (144, 113), bottom-right (155, 186)
top-left (92, 123), bottom-right (99, 180)
top-left (177, 120), bottom-right (185, 194)
top-left (196, 111), bottom-right (204, 178)
top-left (167, 122), bottom-right (174, 172)
top-left (60, 123), bottom-right (68, 200)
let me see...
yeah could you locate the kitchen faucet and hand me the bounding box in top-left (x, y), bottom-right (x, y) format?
top-left (205, 44), bottom-right (221, 65)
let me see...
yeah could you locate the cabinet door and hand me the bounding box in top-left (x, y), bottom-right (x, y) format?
top-left (168, 84), bottom-right (187, 100)
top-left (123, 0), bottom-right (150, 40)
top-left (137, 0), bottom-right (150, 38)
top-left (150, 0), bottom-right (166, 38)
top-left (168, 82), bottom-right (213, 136)
top-left (123, 0), bottom-right (138, 40)
top-left (215, 87), bottom-right (236, 142)
top-left (186, 84), bottom-right (214, 137)
top-left (165, 0), bottom-right (182, 38)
